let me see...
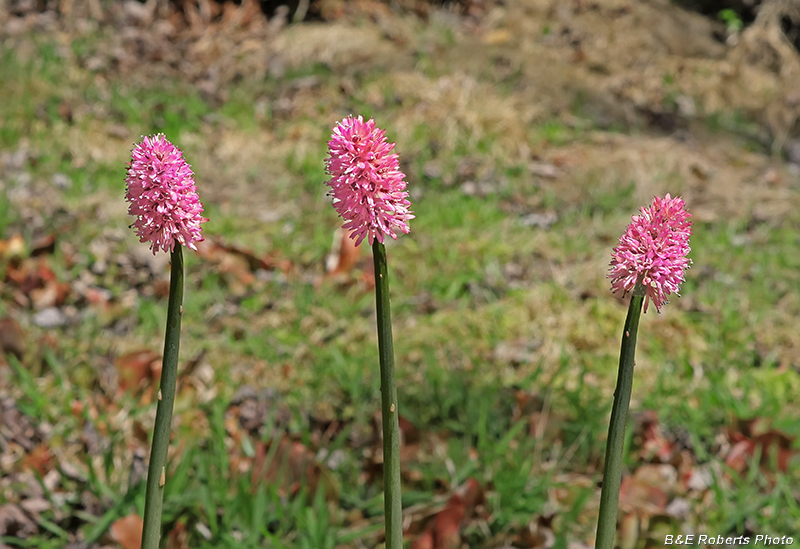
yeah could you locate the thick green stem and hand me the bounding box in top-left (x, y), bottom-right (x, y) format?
top-left (595, 293), bottom-right (643, 549)
top-left (141, 246), bottom-right (184, 549)
top-left (372, 241), bottom-right (403, 549)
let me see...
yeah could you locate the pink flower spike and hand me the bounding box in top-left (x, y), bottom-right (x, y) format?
top-left (608, 193), bottom-right (692, 313)
top-left (125, 134), bottom-right (208, 255)
top-left (325, 116), bottom-right (414, 247)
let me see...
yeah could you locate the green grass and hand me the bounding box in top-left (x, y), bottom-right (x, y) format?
top-left (2, 12), bottom-right (800, 549)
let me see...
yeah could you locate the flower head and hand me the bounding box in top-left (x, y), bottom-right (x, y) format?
top-left (608, 193), bottom-right (692, 313)
top-left (125, 134), bottom-right (207, 254)
top-left (325, 116), bottom-right (414, 247)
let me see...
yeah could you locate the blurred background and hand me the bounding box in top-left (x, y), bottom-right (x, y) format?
top-left (2, 0), bottom-right (800, 547)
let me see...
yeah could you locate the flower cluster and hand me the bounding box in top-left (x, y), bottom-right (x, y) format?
top-left (125, 134), bottom-right (207, 254)
top-left (608, 193), bottom-right (692, 313)
top-left (325, 116), bottom-right (414, 247)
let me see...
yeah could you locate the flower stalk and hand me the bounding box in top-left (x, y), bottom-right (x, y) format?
top-left (373, 241), bottom-right (403, 549)
top-left (141, 246), bottom-right (183, 549)
top-left (595, 289), bottom-right (643, 549)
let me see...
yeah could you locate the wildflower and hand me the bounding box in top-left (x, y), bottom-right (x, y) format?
top-left (608, 193), bottom-right (692, 313)
top-left (325, 116), bottom-right (414, 247)
top-left (125, 134), bottom-right (207, 254)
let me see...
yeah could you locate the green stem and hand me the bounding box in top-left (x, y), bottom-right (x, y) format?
top-left (595, 293), bottom-right (643, 549)
top-left (372, 241), bottom-right (403, 549)
top-left (141, 246), bottom-right (184, 549)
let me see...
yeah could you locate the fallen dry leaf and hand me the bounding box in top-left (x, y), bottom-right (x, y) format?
top-left (251, 436), bottom-right (338, 502)
top-left (30, 234), bottom-right (56, 256)
top-left (409, 478), bottom-right (484, 549)
top-left (115, 349), bottom-right (161, 395)
top-left (198, 238), bottom-right (290, 272)
top-left (326, 228), bottom-right (361, 275)
top-left (514, 514), bottom-right (556, 549)
top-left (4, 253), bottom-right (72, 312)
top-left (634, 410), bottom-right (675, 463)
top-left (410, 492), bottom-right (464, 549)
top-left (167, 518), bottom-right (190, 549)
top-left (0, 234), bottom-right (25, 259)
top-left (614, 462), bottom-right (679, 549)
top-left (618, 464), bottom-right (676, 516)
top-left (725, 418), bottom-right (795, 474)
top-left (432, 496), bottom-right (464, 549)
top-left (110, 513), bottom-right (143, 549)
top-left (0, 503), bottom-right (37, 538)
top-left (411, 529), bottom-right (435, 549)
top-left (22, 443), bottom-right (52, 476)
top-left (0, 316), bottom-right (26, 360)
